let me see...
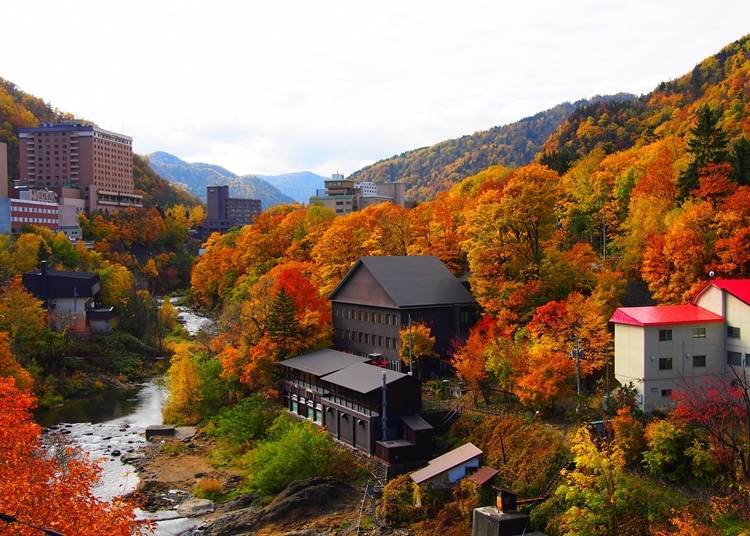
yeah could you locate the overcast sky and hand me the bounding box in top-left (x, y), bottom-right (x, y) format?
top-left (2, 1), bottom-right (749, 177)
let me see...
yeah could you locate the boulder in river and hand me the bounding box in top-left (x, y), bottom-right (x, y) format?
top-left (176, 498), bottom-right (215, 517)
top-left (146, 425), bottom-right (176, 440)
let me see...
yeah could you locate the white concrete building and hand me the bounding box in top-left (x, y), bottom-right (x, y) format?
top-left (612, 280), bottom-right (750, 412)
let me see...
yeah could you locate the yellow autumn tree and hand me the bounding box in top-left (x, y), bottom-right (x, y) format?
top-left (163, 342), bottom-right (203, 425)
top-left (0, 331), bottom-right (34, 391)
top-left (399, 321), bottom-right (436, 378)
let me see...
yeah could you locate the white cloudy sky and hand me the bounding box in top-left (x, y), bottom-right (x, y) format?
top-left (3, 1), bottom-right (750, 176)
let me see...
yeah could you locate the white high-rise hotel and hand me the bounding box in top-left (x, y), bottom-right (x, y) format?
top-left (612, 280), bottom-right (750, 412)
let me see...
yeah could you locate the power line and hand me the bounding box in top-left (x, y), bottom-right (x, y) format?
top-left (0, 513), bottom-right (65, 536)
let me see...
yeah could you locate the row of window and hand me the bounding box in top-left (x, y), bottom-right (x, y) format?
top-left (11, 217), bottom-right (57, 224)
top-left (14, 206), bottom-right (57, 214)
top-left (657, 355), bottom-right (706, 370)
top-left (658, 325), bottom-right (742, 341)
top-left (336, 307), bottom-right (399, 326)
top-left (335, 328), bottom-right (398, 349)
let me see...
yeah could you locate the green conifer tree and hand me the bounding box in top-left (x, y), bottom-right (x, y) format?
top-left (677, 105), bottom-right (729, 199)
top-left (732, 136), bottom-right (750, 186)
top-left (266, 288), bottom-right (301, 358)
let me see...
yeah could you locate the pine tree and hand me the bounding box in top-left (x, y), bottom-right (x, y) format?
top-left (266, 288), bottom-right (301, 357)
top-left (732, 136), bottom-right (750, 186)
top-left (677, 105), bottom-right (729, 199)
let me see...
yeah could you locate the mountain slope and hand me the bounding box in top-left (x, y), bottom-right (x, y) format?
top-left (348, 93), bottom-right (635, 201)
top-left (256, 171), bottom-right (326, 203)
top-left (541, 35), bottom-right (750, 161)
top-left (0, 77), bottom-right (198, 208)
top-left (147, 151), bottom-right (295, 208)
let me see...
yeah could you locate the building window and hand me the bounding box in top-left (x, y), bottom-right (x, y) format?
top-left (692, 355), bottom-right (706, 368)
top-left (658, 357), bottom-right (673, 370)
top-left (364, 333), bottom-right (369, 344)
top-left (745, 354), bottom-right (750, 367)
top-left (658, 329), bottom-right (672, 342)
top-left (661, 389), bottom-right (672, 397)
top-left (357, 310), bottom-right (362, 321)
top-left (358, 332), bottom-right (363, 343)
top-left (692, 327), bottom-right (706, 338)
top-left (728, 326), bottom-right (741, 339)
top-left (378, 312), bottom-right (383, 323)
top-left (385, 338), bottom-right (391, 349)
top-left (728, 351), bottom-right (742, 366)
top-left (378, 335), bottom-right (383, 347)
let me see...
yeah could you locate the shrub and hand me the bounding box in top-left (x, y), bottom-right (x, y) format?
top-left (209, 394), bottom-right (278, 447)
top-left (197, 357), bottom-right (233, 419)
top-left (376, 474), bottom-right (419, 525)
top-left (193, 478), bottom-right (224, 501)
top-left (242, 415), bottom-right (338, 497)
top-left (643, 420), bottom-right (693, 483)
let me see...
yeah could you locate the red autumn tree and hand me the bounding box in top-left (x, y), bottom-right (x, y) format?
top-left (0, 377), bottom-right (142, 535)
top-left (672, 375), bottom-right (750, 480)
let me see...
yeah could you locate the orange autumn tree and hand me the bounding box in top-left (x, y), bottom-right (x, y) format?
top-left (0, 377), bottom-right (141, 536)
top-left (218, 262), bottom-right (331, 393)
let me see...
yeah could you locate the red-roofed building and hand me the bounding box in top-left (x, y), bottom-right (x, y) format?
top-left (611, 279), bottom-right (750, 412)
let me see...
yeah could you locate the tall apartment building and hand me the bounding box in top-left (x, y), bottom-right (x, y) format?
top-left (309, 174), bottom-right (406, 215)
top-left (203, 185), bottom-right (261, 236)
top-left (612, 279), bottom-right (750, 412)
top-left (17, 123), bottom-right (142, 214)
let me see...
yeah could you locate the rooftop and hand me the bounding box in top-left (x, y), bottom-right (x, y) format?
top-left (22, 268), bottom-right (100, 299)
top-left (278, 349), bottom-right (369, 377)
top-left (609, 304), bottom-right (723, 327)
top-left (465, 466), bottom-right (499, 486)
top-left (330, 256), bottom-right (475, 307)
top-left (401, 414), bottom-right (433, 432)
top-left (320, 361), bottom-right (410, 394)
top-left (410, 442), bottom-right (483, 484)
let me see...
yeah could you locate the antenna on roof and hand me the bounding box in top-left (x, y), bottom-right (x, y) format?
top-left (709, 270), bottom-right (716, 279)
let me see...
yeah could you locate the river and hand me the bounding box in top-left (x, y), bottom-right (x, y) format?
top-left (36, 302), bottom-right (214, 535)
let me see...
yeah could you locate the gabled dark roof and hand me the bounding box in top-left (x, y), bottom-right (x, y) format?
top-left (329, 256), bottom-right (475, 307)
top-left (321, 361), bottom-right (409, 394)
top-left (22, 269), bottom-right (100, 300)
top-left (278, 349), bottom-right (369, 377)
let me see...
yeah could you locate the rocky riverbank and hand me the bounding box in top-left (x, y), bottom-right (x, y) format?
top-left (127, 429), bottom-right (408, 535)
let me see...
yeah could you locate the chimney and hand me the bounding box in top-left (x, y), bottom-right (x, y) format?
top-left (40, 260), bottom-right (48, 275)
top-left (496, 489), bottom-right (517, 513)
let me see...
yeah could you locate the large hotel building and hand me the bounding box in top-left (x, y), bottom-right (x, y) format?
top-left (17, 123), bottom-right (142, 213)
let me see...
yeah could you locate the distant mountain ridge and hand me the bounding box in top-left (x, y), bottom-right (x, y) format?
top-left (147, 152), bottom-right (296, 208)
top-left (255, 171), bottom-right (326, 203)
top-left (348, 93), bottom-right (636, 201)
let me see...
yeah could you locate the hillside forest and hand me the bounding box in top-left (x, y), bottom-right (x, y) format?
top-left (2, 32), bottom-right (750, 536)
top-left (181, 34), bottom-right (750, 534)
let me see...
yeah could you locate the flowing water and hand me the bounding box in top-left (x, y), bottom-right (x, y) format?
top-left (37, 302), bottom-right (213, 535)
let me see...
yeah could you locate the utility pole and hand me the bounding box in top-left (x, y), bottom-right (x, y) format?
top-left (602, 217), bottom-right (607, 261)
top-left (408, 314), bottom-right (413, 377)
top-left (381, 371), bottom-right (388, 441)
top-left (572, 338), bottom-right (583, 414)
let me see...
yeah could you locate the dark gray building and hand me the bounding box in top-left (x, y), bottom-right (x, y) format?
top-left (329, 256), bottom-right (477, 371)
top-left (278, 349), bottom-right (433, 466)
top-left (203, 185), bottom-right (261, 236)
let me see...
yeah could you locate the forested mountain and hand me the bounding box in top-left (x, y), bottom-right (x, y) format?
top-left (148, 151), bottom-right (295, 208)
top-left (0, 77), bottom-right (198, 208)
top-left (348, 93), bottom-right (635, 201)
top-left (256, 171), bottom-right (326, 203)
